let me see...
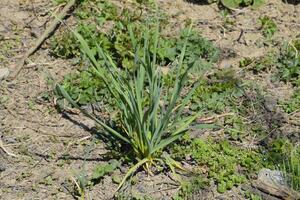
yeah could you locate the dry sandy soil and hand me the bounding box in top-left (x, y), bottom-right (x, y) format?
top-left (0, 0), bottom-right (299, 199)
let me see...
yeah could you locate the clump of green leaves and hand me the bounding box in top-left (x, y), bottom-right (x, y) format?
top-left (91, 160), bottom-right (120, 185)
top-left (173, 176), bottom-right (208, 200)
top-left (187, 68), bottom-right (271, 141)
top-left (244, 191), bottom-right (263, 200)
top-left (51, 23), bottom-right (112, 59)
top-left (190, 68), bottom-right (243, 113)
top-left (71, 160), bottom-right (120, 199)
top-left (240, 39), bottom-right (299, 87)
top-left (281, 90), bottom-right (300, 113)
top-left (282, 145), bottom-right (300, 192)
top-left (57, 24), bottom-right (202, 190)
top-left (52, 24), bottom-right (218, 70)
top-left (56, 27), bottom-right (219, 108)
top-left (50, 0), bottom-right (119, 58)
top-left (176, 28), bottom-right (219, 73)
top-left (276, 39), bottom-right (300, 86)
top-left (75, 0), bottom-right (118, 22)
top-left (62, 68), bottom-right (113, 105)
top-left (267, 139), bottom-right (300, 192)
top-left (171, 137), bottom-right (265, 193)
top-left (51, 0), bottom-right (219, 72)
top-left (259, 16), bottom-right (277, 38)
top-left (240, 52), bottom-right (278, 73)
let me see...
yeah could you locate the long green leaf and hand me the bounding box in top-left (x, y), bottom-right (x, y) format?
top-left (116, 158), bottom-right (149, 192)
top-left (56, 85), bottom-right (130, 144)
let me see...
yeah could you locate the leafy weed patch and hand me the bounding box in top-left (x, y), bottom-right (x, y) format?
top-left (170, 136), bottom-right (266, 193)
top-left (259, 16), bottom-right (277, 39)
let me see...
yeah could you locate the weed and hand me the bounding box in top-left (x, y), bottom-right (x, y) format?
top-left (176, 28), bottom-right (219, 72)
top-left (240, 39), bottom-right (299, 86)
top-left (282, 145), bottom-right (300, 192)
top-left (244, 191), bottom-right (263, 200)
top-left (239, 39), bottom-right (300, 91)
top-left (281, 90), bottom-right (300, 113)
top-left (190, 68), bottom-right (242, 113)
top-left (75, 0), bottom-right (118, 22)
top-left (220, 10), bottom-right (236, 29)
top-left (51, 0), bottom-right (218, 71)
top-left (267, 139), bottom-right (300, 191)
top-left (91, 160), bottom-right (120, 185)
top-left (276, 39), bottom-right (300, 86)
top-left (259, 16), bottom-right (277, 39)
top-left (71, 169), bottom-right (89, 200)
top-left (51, 23), bottom-right (112, 59)
top-left (173, 175), bottom-right (208, 200)
top-left (57, 28), bottom-right (219, 109)
top-left (62, 68), bottom-right (110, 105)
top-left (57, 23), bottom-right (201, 190)
top-left (189, 68), bottom-right (272, 141)
top-left (170, 136), bottom-right (266, 193)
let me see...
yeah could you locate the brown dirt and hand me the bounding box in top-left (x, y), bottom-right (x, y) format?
top-left (0, 0), bottom-right (299, 199)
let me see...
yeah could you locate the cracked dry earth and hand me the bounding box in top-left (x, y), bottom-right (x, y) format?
top-left (0, 0), bottom-right (300, 199)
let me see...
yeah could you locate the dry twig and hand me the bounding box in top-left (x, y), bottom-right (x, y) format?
top-left (11, 0), bottom-right (78, 79)
top-left (0, 138), bottom-right (17, 157)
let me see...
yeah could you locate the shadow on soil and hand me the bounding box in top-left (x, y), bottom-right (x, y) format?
top-left (185, 0), bottom-right (211, 5)
top-left (59, 112), bottom-right (130, 162)
top-left (283, 0), bottom-right (300, 4)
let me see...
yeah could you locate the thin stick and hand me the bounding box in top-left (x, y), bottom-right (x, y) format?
top-left (0, 139), bottom-right (17, 157)
top-left (10, 0), bottom-right (77, 79)
top-left (196, 112), bottom-right (234, 123)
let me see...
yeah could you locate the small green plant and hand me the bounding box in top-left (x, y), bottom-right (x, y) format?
top-left (62, 68), bottom-right (110, 105)
top-left (244, 191), bottom-right (263, 200)
top-left (171, 137), bottom-right (265, 193)
top-left (281, 90), bottom-right (300, 113)
top-left (91, 160), bottom-right (120, 185)
top-left (181, 30), bottom-right (219, 74)
top-left (51, 0), bottom-right (219, 72)
top-left (259, 16), bottom-right (277, 38)
top-left (173, 176), bottom-right (208, 200)
top-left (276, 39), bottom-right (300, 86)
top-left (268, 139), bottom-right (300, 192)
top-left (282, 145), bottom-right (300, 192)
top-left (71, 169), bottom-right (89, 200)
top-left (57, 26), bottom-right (219, 110)
top-left (57, 23), bottom-right (200, 190)
top-left (51, 23), bottom-right (112, 59)
top-left (190, 68), bottom-right (243, 113)
top-left (75, 0), bottom-right (118, 22)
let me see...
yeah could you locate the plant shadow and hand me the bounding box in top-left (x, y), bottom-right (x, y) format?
top-left (283, 0), bottom-right (300, 4)
top-left (184, 0), bottom-right (211, 5)
top-left (57, 111), bottom-right (132, 162)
